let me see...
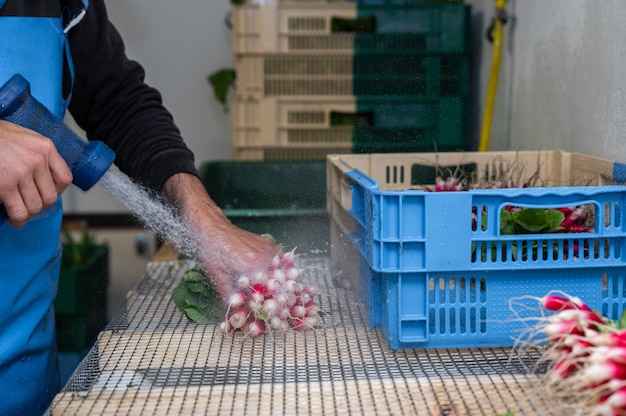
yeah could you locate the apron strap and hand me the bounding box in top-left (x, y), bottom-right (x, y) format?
top-left (62, 0), bottom-right (88, 110)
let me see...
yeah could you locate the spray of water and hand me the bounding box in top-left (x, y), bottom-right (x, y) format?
top-left (99, 166), bottom-right (197, 259)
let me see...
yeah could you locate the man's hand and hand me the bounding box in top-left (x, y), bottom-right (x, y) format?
top-left (0, 120), bottom-right (73, 227)
top-left (162, 173), bottom-right (280, 302)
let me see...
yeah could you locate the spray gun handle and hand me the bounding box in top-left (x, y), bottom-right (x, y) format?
top-left (0, 73), bottom-right (116, 225)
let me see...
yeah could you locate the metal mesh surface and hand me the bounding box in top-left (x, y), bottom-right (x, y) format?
top-left (48, 257), bottom-right (562, 415)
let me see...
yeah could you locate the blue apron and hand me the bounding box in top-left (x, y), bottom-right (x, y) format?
top-left (0, 2), bottom-right (87, 414)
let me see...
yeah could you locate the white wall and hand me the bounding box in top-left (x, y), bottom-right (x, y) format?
top-left (508, 0), bottom-right (626, 160)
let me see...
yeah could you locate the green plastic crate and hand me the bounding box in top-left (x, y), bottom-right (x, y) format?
top-left (55, 244), bottom-right (109, 352)
top-left (352, 4), bottom-right (471, 53)
top-left (56, 314), bottom-right (105, 352)
top-left (200, 161), bottom-right (329, 253)
top-left (55, 244), bottom-right (109, 315)
top-left (352, 54), bottom-right (470, 97)
top-left (353, 96), bottom-right (468, 153)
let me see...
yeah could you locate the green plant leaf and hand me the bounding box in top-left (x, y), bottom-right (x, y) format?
top-left (172, 283), bottom-right (191, 310)
top-left (514, 208), bottom-right (564, 233)
top-left (62, 230), bottom-right (97, 268)
top-left (260, 233), bottom-right (275, 242)
top-left (500, 208), bottom-right (565, 235)
top-left (500, 210), bottom-right (515, 235)
top-left (172, 268), bottom-right (223, 324)
top-left (184, 305), bottom-right (215, 324)
top-left (185, 269), bottom-right (206, 283)
top-left (256, 310), bottom-right (267, 321)
top-left (207, 68), bottom-right (236, 112)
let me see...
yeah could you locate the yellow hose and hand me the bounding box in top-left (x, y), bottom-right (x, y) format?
top-left (478, 0), bottom-right (507, 152)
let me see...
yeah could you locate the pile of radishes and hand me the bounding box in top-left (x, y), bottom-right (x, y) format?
top-left (421, 176), bottom-right (471, 192)
top-left (527, 293), bottom-right (626, 415)
top-left (219, 249), bottom-right (321, 338)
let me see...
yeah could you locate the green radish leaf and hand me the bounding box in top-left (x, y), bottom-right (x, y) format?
top-left (500, 208), bottom-right (565, 234)
top-left (184, 305), bottom-right (214, 324)
top-left (172, 268), bottom-right (223, 324)
top-left (185, 281), bottom-right (209, 294)
top-left (172, 284), bottom-right (191, 310)
top-left (260, 233), bottom-right (275, 242)
top-left (184, 270), bottom-right (206, 283)
top-left (256, 310), bottom-right (268, 321)
top-left (513, 208), bottom-right (564, 233)
top-left (260, 233), bottom-right (285, 250)
top-left (500, 210), bottom-right (516, 235)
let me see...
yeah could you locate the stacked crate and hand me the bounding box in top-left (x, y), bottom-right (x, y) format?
top-left (231, 0), bottom-right (471, 160)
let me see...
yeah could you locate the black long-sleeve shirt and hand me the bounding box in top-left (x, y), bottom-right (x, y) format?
top-left (2, 0), bottom-right (199, 192)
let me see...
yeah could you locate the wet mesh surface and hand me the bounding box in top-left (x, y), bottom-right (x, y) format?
top-left (47, 257), bottom-right (560, 415)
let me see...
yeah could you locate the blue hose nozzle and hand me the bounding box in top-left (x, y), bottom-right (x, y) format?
top-left (0, 74), bottom-right (116, 223)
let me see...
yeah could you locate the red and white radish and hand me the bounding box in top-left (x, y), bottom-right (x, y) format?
top-left (219, 249), bottom-right (322, 339)
top-left (228, 307), bottom-right (249, 329)
top-left (513, 292), bottom-right (626, 415)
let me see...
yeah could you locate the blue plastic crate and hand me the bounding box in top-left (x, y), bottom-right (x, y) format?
top-left (328, 150), bottom-right (626, 349)
top-left (348, 179), bottom-right (626, 272)
top-left (353, 248), bottom-right (626, 349)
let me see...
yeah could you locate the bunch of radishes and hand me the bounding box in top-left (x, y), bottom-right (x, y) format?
top-left (531, 293), bottom-right (626, 415)
top-left (556, 205), bottom-right (594, 233)
top-left (219, 249), bottom-right (321, 338)
top-left (421, 176), bottom-right (470, 192)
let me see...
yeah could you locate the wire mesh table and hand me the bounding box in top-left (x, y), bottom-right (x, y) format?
top-left (47, 255), bottom-right (562, 415)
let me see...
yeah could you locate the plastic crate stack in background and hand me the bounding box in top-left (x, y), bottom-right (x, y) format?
top-left (231, 0), bottom-right (471, 160)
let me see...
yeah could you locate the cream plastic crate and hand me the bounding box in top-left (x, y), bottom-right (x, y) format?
top-left (233, 96), bottom-right (358, 149)
top-left (233, 95), bottom-right (361, 160)
top-left (235, 146), bottom-right (350, 161)
top-left (236, 53), bottom-right (469, 98)
top-left (236, 54), bottom-right (352, 97)
top-left (232, 2), bottom-right (470, 55)
top-left (233, 94), bottom-right (468, 153)
top-left (233, 2), bottom-right (357, 55)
